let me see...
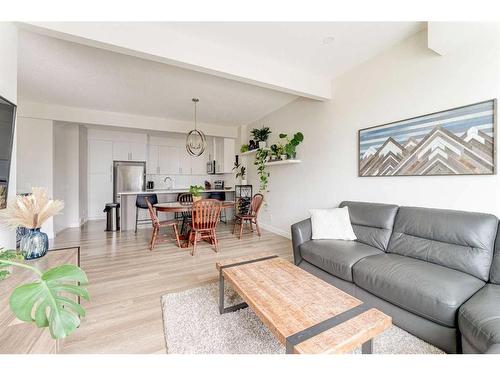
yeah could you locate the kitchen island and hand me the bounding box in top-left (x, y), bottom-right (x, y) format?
top-left (117, 188), bottom-right (236, 231)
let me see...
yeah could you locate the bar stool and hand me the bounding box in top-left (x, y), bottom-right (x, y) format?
top-left (135, 193), bottom-right (158, 233)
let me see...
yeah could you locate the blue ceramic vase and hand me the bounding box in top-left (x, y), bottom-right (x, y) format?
top-left (20, 228), bottom-right (49, 260)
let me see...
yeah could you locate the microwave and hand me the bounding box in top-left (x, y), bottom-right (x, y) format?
top-left (207, 160), bottom-right (216, 174)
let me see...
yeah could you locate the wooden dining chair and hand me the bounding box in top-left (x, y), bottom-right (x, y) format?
top-left (189, 199), bottom-right (222, 256)
top-left (145, 198), bottom-right (181, 250)
top-left (177, 193), bottom-right (193, 234)
top-left (233, 193), bottom-right (264, 239)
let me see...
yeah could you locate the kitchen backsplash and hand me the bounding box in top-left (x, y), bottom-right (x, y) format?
top-left (146, 173), bottom-right (236, 190)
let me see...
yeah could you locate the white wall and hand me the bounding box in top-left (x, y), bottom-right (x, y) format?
top-left (0, 23), bottom-right (17, 248)
top-left (53, 122), bottom-right (80, 233)
top-left (16, 117), bottom-right (55, 238)
top-left (79, 125), bottom-right (88, 225)
top-left (247, 30), bottom-right (500, 237)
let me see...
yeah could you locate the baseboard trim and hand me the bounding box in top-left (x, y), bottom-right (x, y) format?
top-left (259, 222), bottom-right (291, 239)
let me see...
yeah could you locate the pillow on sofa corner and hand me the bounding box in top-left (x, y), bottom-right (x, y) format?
top-left (309, 207), bottom-right (357, 241)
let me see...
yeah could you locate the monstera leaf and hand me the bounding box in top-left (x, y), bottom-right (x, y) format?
top-left (9, 264), bottom-right (89, 339)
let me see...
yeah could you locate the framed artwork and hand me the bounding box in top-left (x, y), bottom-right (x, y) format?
top-left (358, 99), bottom-right (496, 177)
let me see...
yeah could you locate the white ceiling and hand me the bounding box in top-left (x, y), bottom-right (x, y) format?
top-left (160, 22), bottom-right (425, 78)
top-left (18, 22), bottom-right (425, 127)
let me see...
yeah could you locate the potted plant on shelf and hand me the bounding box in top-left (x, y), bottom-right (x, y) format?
top-left (232, 161), bottom-right (247, 185)
top-left (189, 185), bottom-right (205, 202)
top-left (0, 248), bottom-right (89, 340)
top-left (240, 144), bottom-right (249, 153)
top-left (279, 132), bottom-right (304, 159)
top-left (270, 143), bottom-right (286, 161)
top-left (250, 126), bottom-right (272, 149)
top-left (0, 187), bottom-right (64, 260)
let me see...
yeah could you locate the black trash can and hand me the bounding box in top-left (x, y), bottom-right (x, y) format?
top-left (103, 203), bottom-right (120, 231)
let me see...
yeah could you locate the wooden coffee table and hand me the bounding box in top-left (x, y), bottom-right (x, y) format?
top-left (216, 254), bottom-right (392, 354)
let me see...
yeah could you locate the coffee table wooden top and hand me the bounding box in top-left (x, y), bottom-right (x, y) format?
top-left (216, 254), bottom-right (391, 354)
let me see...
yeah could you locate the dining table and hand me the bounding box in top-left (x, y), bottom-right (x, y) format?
top-left (154, 200), bottom-right (235, 248)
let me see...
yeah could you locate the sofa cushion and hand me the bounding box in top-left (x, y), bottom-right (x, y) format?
top-left (489, 223), bottom-right (500, 284)
top-left (299, 239), bottom-right (382, 282)
top-left (339, 201), bottom-right (398, 251)
top-left (353, 254), bottom-right (485, 327)
top-left (388, 206), bottom-right (498, 281)
top-left (459, 284), bottom-right (500, 353)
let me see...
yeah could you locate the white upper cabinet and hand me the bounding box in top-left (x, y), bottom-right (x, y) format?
top-left (158, 145), bottom-right (180, 174)
top-left (113, 141), bottom-right (147, 161)
top-left (129, 142), bottom-right (147, 161)
top-left (89, 139), bottom-right (113, 174)
top-left (147, 145), bottom-right (159, 174)
top-left (112, 141), bottom-right (130, 161)
top-left (222, 138), bottom-right (235, 174)
top-left (178, 148), bottom-right (191, 174)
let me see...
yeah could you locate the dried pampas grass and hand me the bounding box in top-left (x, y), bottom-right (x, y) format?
top-left (0, 187), bottom-right (64, 229)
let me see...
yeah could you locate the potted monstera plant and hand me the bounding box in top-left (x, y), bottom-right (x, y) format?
top-left (279, 132), bottom-right (304, 159)
top-left (0, 249), bottom-right (89, 339)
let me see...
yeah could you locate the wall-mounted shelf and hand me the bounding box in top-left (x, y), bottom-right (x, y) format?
top-left (264, 159), bottom-right (301, 166)
top-left (241, 148), bottom-right (269, 156)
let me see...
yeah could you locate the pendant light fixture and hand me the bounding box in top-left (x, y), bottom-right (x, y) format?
top-left (186, 98), bottom-right (206, 157)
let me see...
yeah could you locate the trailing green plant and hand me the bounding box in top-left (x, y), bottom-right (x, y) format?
top-left (189, 185), bottom-right (205, 197)
top-left (279, 132), bottom-right (304, 159)
top-left (254, 148), bottom-right (270, 192)
top-left (240, 144), bottom-right (249, 153)
top-left (250, 126), bottom-right (272, 142)
top-left (0, 248), bottom-right (89, 339)
top-left (232, 161), bottom-right (246, 180)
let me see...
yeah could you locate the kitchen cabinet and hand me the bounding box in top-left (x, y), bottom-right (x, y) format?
top-left (158, 145), bottom-right (180, 174)
top-left (88, 173), bottom-right (112, 219)
top-left (129, 142), bottom-right (147, 161)
top-left (147, 145), bottom-right (159, 174)
top-left (178, 148), bottom-right (191, 174)
top-left (112, 141), bottom-right (147, 161)
top-left (222, 138), bottom-right (235, 174)
top-left (88, 139), bottom-right (113, 219)
top-left (190, 154), bottom-right (207, 174)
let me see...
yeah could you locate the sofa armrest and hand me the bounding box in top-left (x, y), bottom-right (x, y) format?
top-left (485, 344), bottom-right (500, 354)
top-left (291, 218), bottom-right (312, 265)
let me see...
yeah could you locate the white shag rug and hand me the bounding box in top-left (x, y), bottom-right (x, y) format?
top-left (161, 283), bottom-right (444, 354)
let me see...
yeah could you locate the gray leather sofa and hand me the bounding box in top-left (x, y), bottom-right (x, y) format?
top-left (291, 201), bottom-right (500, 354)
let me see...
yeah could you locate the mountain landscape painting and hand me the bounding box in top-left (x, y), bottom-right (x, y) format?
top-left (359, 100), bottom-right (496, 177)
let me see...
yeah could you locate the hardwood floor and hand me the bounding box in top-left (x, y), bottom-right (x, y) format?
top-left (51, 220), bottom-right (293, 353)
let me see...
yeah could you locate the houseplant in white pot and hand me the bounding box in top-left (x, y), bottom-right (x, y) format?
top-left (251, 126), bottom-right (271, 149)
top-left (233, 161), bottom-right (247, 185)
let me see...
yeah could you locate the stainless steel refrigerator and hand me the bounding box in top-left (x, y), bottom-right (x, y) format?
top-left (113, 161), bottom-right (146, 203)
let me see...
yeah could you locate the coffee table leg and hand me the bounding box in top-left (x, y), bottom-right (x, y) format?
top-left (361, 339), bottom-right (373, 354)
top-left (218, 269), bottom-right (248, 314)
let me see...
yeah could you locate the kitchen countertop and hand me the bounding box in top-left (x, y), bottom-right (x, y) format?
top-left (117, 188), bottom-right (235, 196)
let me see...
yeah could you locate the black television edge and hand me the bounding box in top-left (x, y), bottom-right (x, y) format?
top-left (0, 94), bottom-right (16, 209)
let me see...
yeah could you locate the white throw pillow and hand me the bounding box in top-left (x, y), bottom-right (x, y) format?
top-left (309, 207), bottom-right (357, 241)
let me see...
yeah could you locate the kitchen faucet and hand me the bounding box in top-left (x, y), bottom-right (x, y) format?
top-left (163, 176), bottom-right (173, 189)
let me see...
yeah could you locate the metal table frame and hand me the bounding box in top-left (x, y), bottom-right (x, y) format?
top-left (218, 255), bottom-right (374, 354)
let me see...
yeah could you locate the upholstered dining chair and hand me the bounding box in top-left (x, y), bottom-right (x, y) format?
top-left (233, 193), bottom-right (264, 239)
top-left (189, 199), bottom-right (222, 256)
top-left (145, 198), bottom-right (180, 250)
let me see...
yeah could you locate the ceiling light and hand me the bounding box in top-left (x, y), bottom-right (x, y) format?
top-left (186, 98), bottom-right (206, 157)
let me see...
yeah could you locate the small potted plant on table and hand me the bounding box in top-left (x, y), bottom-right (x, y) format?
top-left (189, 185), bottom-right (205, 202)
